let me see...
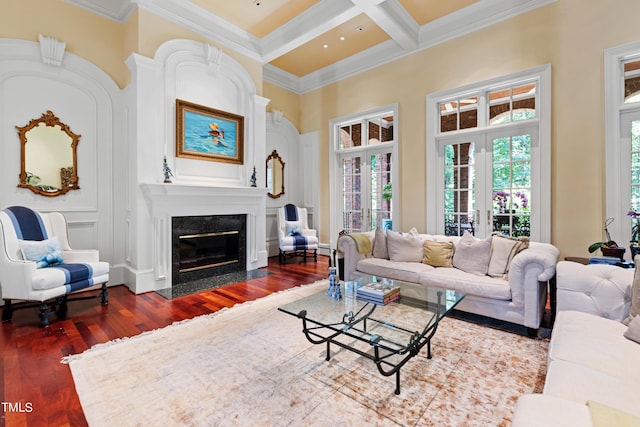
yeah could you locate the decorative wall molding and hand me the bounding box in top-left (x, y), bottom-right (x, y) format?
top-left (38, 34), bottom-right (66, 67)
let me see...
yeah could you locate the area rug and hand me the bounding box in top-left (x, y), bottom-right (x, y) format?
top-left (63, 281), bottom-right (549, 426)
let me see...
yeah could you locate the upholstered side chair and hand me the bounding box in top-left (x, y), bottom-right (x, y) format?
top-left (277, 203), bottom-right (319, 264)
top-left (0, 206), bottom-right (109, 327)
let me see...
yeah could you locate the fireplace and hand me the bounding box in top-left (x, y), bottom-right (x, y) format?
top-left (172, 215), bottom-right (246, 285)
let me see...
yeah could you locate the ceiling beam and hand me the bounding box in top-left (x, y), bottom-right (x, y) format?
top-left (260, 0), bottom-right (358, 63)
top-left (361, 0), bottom-right (419, 51)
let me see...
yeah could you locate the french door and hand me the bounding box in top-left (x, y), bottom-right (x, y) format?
top-left (438, 125), bottom-right (537, 239)
top-left (340, 147), bottom-right (393, 233)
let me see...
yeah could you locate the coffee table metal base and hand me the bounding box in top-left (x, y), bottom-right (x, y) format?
top-left (294, 307), bottom-right (440, 395)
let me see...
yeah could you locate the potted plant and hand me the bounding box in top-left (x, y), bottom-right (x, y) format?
top-left (381, 182), bottom-right (392, 230)
top-left (588, 217), bottom-right (625, 260)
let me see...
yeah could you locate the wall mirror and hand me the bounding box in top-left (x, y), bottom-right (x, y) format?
top-left (266, 149), bottom-right (285, 199)
top-left (16, 110), bottom-right (80, 197)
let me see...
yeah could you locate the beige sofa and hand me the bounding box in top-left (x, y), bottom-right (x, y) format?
top-left (337, 229), bottom-right (559, 329)
top-left (512, 261), bottom-right (640, 426)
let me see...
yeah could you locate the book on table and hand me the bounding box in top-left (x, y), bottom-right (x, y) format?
top-left (356, 282), bottom-right (400, 305)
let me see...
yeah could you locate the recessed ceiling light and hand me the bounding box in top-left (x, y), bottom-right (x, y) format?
top-left (339, 36), bottom-right (345, 41)
top-left (357, 26), bottom-right (364, 31)
top-left (323, 44), bottom-right (329, 49)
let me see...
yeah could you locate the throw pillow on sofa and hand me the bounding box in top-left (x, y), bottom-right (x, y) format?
top-left (423, 240), bottom-right (454, 267)
top-left (452, 231), bottom-right (492, 276)
top-left (372, 228), bottom-right (389, 259)
top-left (386, 228), bottom-right (423, 262)
top-left (487, 233), bottom-right (529, 278)
top-left (624, 255), bottom-right (640, 325)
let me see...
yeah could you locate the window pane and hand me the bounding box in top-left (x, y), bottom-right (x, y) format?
top-left (492, 134), bottom-right (532, 237)
top-left (632, 120), bottom-right (640, 210)
top-left (493, 137), bottom-right (510, 162)
top-left (489, 83), bottom-right (536, 125)
top-left (368, 120), bottom-right (381, 145)
top-left (370, 152), bottom-right (392, 229)
top-left (443, 142), bottom-right (475, 236)
top-left (440, 98), bottom-right (479, 132)
top-left (460, 96), bottom-right (478, 129)
top-left (513, 162), bottom-right (531, 187)
top-left (444, 145), bottom-right (455, 166)
top-left (368, 115), bottom-right (395, 143)
top-left (444, 190), bottom-right (455, 212)
top-left (624, 59), bottom-right (640, 104)
top-left (339, 124), bottom-right (362, 149)
top-left (493, 164), bottom-right (511, 188)
top-left (511, 134), bottom-right (531, 161)
top-left (444, 168), bottom-right (454, 189)
top-left (489, 88), bottom-right (511, 123)
top-left (440, 101), bottom-right (458, 132)
top-left (342, 157), bottom-right (362, 232)
top-left (381, 115), bottom-right (394, 142)
top-left (633, 120), bottom-right (640, 152)
top-left (513, 83), bottom-right (536, 122)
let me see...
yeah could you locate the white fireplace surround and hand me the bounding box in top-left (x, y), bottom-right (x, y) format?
top-left (141, 183), bottom-right (268, 290)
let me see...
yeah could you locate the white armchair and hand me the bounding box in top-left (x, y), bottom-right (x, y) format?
top-left (277, 204), bottom-right (319, 264)
top-left (0, 206), bottom-right (109, 326)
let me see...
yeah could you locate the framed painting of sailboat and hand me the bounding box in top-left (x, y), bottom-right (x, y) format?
top-left (175, 99), bottom-right (244, 165)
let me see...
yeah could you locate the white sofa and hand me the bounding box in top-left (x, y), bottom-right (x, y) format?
top-left (512, 261), bottom-right (640, 426)
top-left (337, 230), bottom-right (559, 329)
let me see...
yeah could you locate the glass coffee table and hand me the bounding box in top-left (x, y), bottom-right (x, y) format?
top-left (278, 275), bottom-right (465, 394)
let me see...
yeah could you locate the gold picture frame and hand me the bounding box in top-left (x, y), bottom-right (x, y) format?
top-left (175, 99), bottom-right (244, 165)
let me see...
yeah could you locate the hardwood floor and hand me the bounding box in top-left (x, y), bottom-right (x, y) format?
top-left (0, 256), bottom-right (330, 427)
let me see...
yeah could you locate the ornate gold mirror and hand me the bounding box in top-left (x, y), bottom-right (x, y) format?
top-left (266, 149), bottom-right (285, 199)
top-left (16, 110), bottom-right (80, 197)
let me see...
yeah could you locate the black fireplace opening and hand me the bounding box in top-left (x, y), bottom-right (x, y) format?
top-left (172, 214), bottom-right (246, 286)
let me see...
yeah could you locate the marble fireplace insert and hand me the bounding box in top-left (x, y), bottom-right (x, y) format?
top-left (171, 214), bottom-right (246, 286)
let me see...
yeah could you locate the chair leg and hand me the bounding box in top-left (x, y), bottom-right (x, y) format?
top-left (279, 250), bottom-right (284, 264)
top-left (100, 283), bottom-right (109, 305)
top-left (314, 249), bottom-right (318, 262)
top-left (39, 302), bottom-right (52, 327)
top-left (55, 296), bottom-right (68, 318)
top-left (2, 300), bottom-right (13, 323)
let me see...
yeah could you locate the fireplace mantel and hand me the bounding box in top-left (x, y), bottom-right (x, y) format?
top-left (140, 183), bottom-right (268, 289)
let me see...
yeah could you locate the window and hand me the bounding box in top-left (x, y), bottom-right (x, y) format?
top-left (605, 42), bottom-right (640, 246)
top-left (329, 105), bottom-right (398, 240)
top-left (427, 65), bottom-right (551, 242)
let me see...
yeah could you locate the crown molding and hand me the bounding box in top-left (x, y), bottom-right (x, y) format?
top-left (64, 0), bottom-right (557, 93)
top-left (135, 0), bottom-right (262, 61)
top-left (418, 0), bottom-right (557, 48)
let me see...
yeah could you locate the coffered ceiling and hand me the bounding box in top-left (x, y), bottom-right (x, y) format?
top-left (64, 0), bottom-right (555, 93)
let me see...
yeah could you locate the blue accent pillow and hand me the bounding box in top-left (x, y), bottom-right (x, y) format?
top-left (285, 220), bottom-right (302, 236)
top-left (18, 237), bottom-right (64, 268)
